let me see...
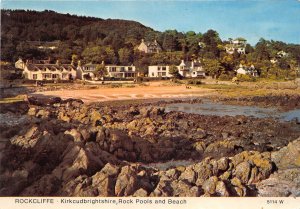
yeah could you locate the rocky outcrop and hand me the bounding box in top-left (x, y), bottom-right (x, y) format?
top-left (1, 97), bottom-right (299, 197)
top-left (0, 101), bottom-right (29, 114)
top-left (256, 138), bottom-right (300, 197)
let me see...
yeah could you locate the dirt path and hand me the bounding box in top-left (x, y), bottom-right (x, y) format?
top-left (30, 85), bottom-right (215, 103)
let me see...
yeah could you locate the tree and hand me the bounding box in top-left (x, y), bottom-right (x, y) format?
top-left (254, 38), bottom-right (271, 61)
top-left (93, 64), bottom-right (108, 79)
top-left (71, 54), bottom-right (78, 65)
top-left (118, 48), bottom-right (133, 65)
top-left (202, 59), bottom-right (224, 78)
top-left (201, 29), bottom-right (221, 59)
top-left (169, 65), bottom-right (180, 78)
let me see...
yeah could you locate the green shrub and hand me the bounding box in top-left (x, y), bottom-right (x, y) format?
top-left (187, 79), bottom-right (203, 85)
top-left (237, 74), bottom-right (257, 82)
top-left (218, 73), bottom-right (233, 81)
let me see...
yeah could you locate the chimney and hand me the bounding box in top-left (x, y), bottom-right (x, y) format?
top-left (101, 60), bottom-right (105, 65)
top-left (56, 59), bottom-right (61, 65)
top-left (141, 39), bottom-right (144, 43)
top-left (191, 60), bottom-right (194, 68)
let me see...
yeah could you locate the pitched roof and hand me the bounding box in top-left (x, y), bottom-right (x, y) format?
top-left (26, 64), bottom-right (76, 72)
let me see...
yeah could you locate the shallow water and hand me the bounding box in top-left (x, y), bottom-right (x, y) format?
top-left (165, 102), bottom-right (300, 122)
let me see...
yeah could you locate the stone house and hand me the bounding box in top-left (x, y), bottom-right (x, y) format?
top-left (137, 39), bottom-right (162, 53)
top-left (15, 58), bottom-right (76, 81)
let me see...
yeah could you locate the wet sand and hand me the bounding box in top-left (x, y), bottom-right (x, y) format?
top-left (30, 85), bottom-right (215, 103)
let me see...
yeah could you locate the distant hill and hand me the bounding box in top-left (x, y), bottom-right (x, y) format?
top-left (1, 9), bottom-right (157, 61)
top-left (1, 9), bottom-right (154, 41)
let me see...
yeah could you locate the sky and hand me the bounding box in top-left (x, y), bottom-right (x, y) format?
top-left (1, 0), bottom-right (300, 45)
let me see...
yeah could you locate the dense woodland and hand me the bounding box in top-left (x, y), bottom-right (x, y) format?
top-left (1, 9), bottom-right (300, 79)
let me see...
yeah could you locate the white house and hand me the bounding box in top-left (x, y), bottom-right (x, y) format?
top-left (225, 38), bottom-right (247, 54)
top-left (76, 62), bottom-right (97, 80)
top-left (236, 64), bottom-right (258, 77)
top-left (106, 65), bottom-right (136, 78)
top-left (148, 60), bottom-right (205, 78)
top-left (15, 58), bottom-right (76, 81)
top-left (77, 61), bottom-right (137, 80)
top-left (178, 60), bottom-right (206, 78)
top-left (277, 50), bottom-right (288, 58)
top-left (148, 65), bottom-right (171, 77)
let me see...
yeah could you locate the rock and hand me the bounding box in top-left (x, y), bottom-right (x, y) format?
top-left (110, 130), bottom-right (133, 152)
top-left (10, 126), bottom-right (41, 148)
top-left (171, 180), bottom-right (201, 197)
top-left (202, 176), bottom-right (218, 195)
top-left (58, 112), bottom-right (70, 123)
top-left (36, 109), bottom-right (50, 118)
top-left (20, 174), bottom-right (60, 196)
top-left (115, 166), bottom-right (139, 196)
top-left (217, 157), bottom-right (229, 171)
top-left (139, 108), bottom-right (150, 117)
top-left (90, 110), bottom-right (102, 126)
top-left (256, 168), bottom-right (300, 197)
top-left (27, 107), bottom-right (37, 116)
top-left (215, 181), bottom-right (229, 197)
top-left (133, 188), bottom-right (148, 197)
top-left (64, 129), bottom-right (82, 142)
top-left (234, 162), bottom-right (252, 184)
top-left (165, 168), bottom-right (180, 180)
top-left (192, 141), bottom-right (206, 152)
top-left (194, 162), bottom-right (213, 185)
top-left (0, 101), bottom-right (29, 114)
top-left (28, 96), bottom-right (62, 106)
top-left (92, 163), bottom-right (120, 196)
top-left (271, 138), bottom-right (300, 169)
top-left (52, 144), bottom-right (104, 182)
top-left (179, 166), bottom-right (196, 184)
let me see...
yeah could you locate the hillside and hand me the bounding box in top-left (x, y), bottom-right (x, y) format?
top-left (1, 9), bottom-right (156, 62)
top-left (1, 9), bottom-right (299, 80)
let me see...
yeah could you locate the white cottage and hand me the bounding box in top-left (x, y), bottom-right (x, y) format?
top-left (225, 37), bottom-right (247, 54)
top-left (148, 60), bottom-right (205, 78)
top-left (236, 64), bottom-right (258, 77)
top-left (15, 58), bottom-right (76, 81)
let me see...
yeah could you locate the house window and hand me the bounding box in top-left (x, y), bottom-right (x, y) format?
top-left (158, 66), bottom-right (161, 71)
top-left (162, 72), bottom-right (166, 76)
top-left (128, 67), bottom-right (132, 71)
top-left (42, 73), bottom-right (52, 79)
top-left (162, 67), bottom-right (166, 71)
top-left (152, 72), bottom-right (154, 77)
top-left (120, 67), bottom-right (125, 72)
top-left (33, 74), bottom-right (37, 80)
top-left (111, 67), bottom-right (116, 72)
